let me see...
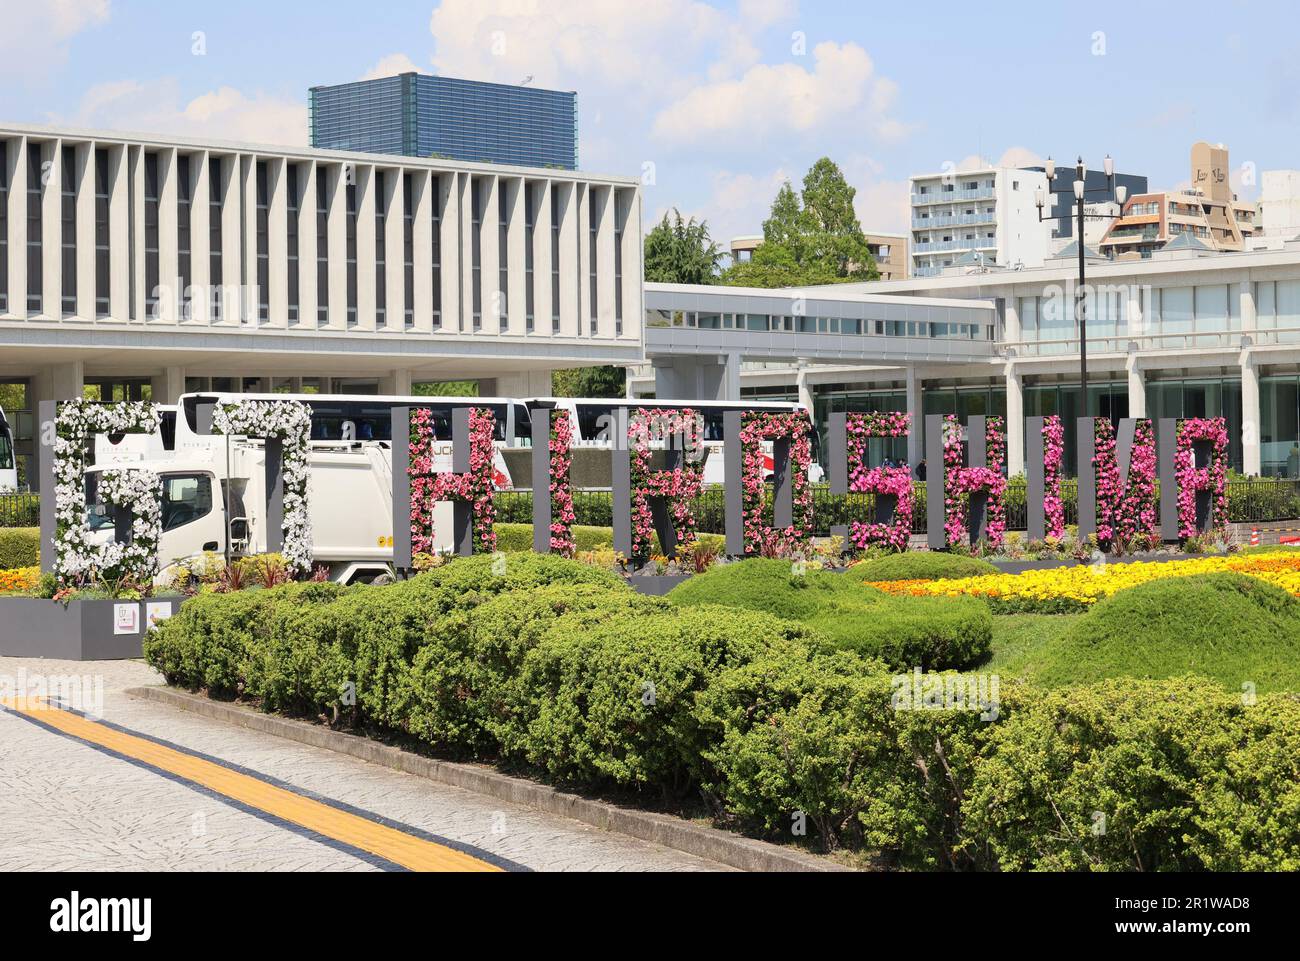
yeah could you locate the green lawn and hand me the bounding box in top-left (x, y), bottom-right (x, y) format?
top-left (983, 613), bottom-right (1082, 682)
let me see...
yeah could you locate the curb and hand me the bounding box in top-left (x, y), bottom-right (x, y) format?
top-left (126, 685), bottom-right (854, 873)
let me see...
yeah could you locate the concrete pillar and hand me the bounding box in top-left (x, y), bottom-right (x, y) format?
top-left (652, 354), bottom-right (739, 402)
top-left (42, 139), bottom-right (62, 318)
top-left (4, 137), bottom-right (25, 317)
top-left (241, 155), bottom-right (258, 324)
top-left (297, 161), bottom-right (316, 328)
top-left (1240, 280), bottom-right (1256, 334)
top-left (158, 147), bottom-right (179, 322)
top-left (74, 142), bottom-right (95, 320)
top-left (1241, 350), bottom-right (1262, 477)
top-left (384, 168), bottom-right (405, 332)
top-left (533, 180), bottom-right (553, 335)
top-left (905, 366), bottom-right (923, 471)
top-left (49, 362), bottom-right (85, 402)
top-left (355, 163), bottom-right (377, 331)
top-left (618, 187), bottom-right (642, 341)
top-left (410, 169), bottom-right (433, 333)
top-left (1126, 355), bottom-right (1146, 418)
top-left (577, 184), bottom-right (591, 337)
top-left (479, 175), bottom-right (500, 334)
top-left (267, 156), bottom-right (289, 329)
top-left (150, 366), bottom-right (185, 405)
top-left (1001, 296), bottom-right (1021, 342)
top-left (504, 177), bottom-right (527, 337)
top-left (795, 360), bottom-right (814, 413)
top-left (595, 186), bottom-right (617, 339)
top-left (459, 173), bottom-right (475, 334)
top-left (325, 162), bottom-right (347, 330)
top-left (439, 173), bottom-right (461, 332)
top-left (556, 181), bottom-right (579, 338)
top-left (1006, 364), bottom-right (1025, 476)
top-left (130, 146), bottom-right (147, 322)
top-left (379, 369), bottom-right (412, 396)
top-left (191, 152), bottom-right (211, 324)
top-left (219, 153), bottom-right (242, 324)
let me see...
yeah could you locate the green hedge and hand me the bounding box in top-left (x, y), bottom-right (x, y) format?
top-left (964, 677), bottom-right (1300, 871)
top-left (494, 522), bottom-right (726, 558)
top-left (668, 558), bottom-right (991, 672)
top-left (1033, 573), bottom-right (1300, 693)
top-left (0, 527), bottom-right (39, 570)
top-left (846, 552), bottom-right (999, 583)
top-left (146, 555), bottom-right (1300, 868)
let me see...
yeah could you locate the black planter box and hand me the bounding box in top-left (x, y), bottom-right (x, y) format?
top-left (0, 596), bottom-right (183, 661)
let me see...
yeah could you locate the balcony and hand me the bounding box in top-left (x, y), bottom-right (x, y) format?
top-left (911, 187), bottom-right (996, 206)
top-left (912, 212), bottom-right (996, 230)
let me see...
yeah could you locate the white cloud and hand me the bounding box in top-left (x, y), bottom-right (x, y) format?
top-left (57, 79), bottom-right (307, 146)
top-left (427, 0), bottom-right (778, 105)
top-left (673, 167), bottom-right (792, 244)
top-left (953, 146), bottom-right (1046, 173)
top-left (0, 0), bottom-right (110, 80)
top-left (361, 53), bottom-right (422, 81)
top-left (651, 42), bottom-right (902, 148)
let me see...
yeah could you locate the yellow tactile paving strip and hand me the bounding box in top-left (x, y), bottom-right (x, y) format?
top-left (0, 696), bottom-right (506, 873)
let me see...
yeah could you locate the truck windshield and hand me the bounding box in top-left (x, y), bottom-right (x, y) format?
top-left (0, 428), bottom-right (12, 470)
top-left (85, 472), bottom-right (213, 532)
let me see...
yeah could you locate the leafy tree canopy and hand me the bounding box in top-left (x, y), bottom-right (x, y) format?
top-left (723, 158), bottom-right (879, 288)
top-left (643, 209), bottom-right (722, 285)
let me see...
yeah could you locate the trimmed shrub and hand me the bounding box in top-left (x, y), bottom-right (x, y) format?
top-left (1035, 573), bottom-right (1300, 692)
top-left (668, 558), bottom-right (991, 672)
top-left (494, 522), bottom-right (726, 558)
top-left (143, 582), bottom-right (346, 697)
top-left (847, 552), bottom-right (999, 583)
top-left (963, 677), bottom-right (1300, 871)
top-left (408, 582), bottom-right (663, 757)
top-left (503, 605), bottom-right (816, 791)
top-left (696, 643), bottom-right (1017, 864)
top-left (0, 527), bottom-right (39, 570)
top-left (338, 553), bottom-right (627, 730)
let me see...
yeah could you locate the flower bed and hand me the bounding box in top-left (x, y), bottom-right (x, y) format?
top-left (868, 550), bottom-right (1300, 613)
top-left (0, 565), bottom-right (39, 594)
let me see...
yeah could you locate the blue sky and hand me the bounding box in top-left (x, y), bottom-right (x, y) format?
top-left (2, 0), bottom-right (1296, 242)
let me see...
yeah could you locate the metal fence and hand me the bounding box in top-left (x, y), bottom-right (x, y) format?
top-left (497, 478), bottom-right (1300, 537)
top-left (0, 493), bottom-right (39, 528)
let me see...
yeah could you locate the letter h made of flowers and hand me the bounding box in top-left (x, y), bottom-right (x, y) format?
top-left (827, 411), bottom-right (912, 553)
top-left (925, 413), bottom-right (1007, 551)
top-left (614, 408), bottom-right (703, 562)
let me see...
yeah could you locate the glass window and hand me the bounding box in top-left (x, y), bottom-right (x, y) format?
top-left (161, 473), bottom-right (214, 531)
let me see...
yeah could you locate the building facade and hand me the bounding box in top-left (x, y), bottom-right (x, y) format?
top-left (1100, 143), bottom-right (1259, 259)
top-left (910, 166), bottom-right (1051, 277)
top-left (309, 74), bottom-right (579, 170)
top-left (727, 232), bottom-right (908, 280)
top-left (634, 243), bottom-right (1300, 481)
top-left (0, 122), bottom-right (642, 487)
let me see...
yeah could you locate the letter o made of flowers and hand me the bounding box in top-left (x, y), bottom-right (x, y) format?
top-left (845, 411), bottom-right (912, 552)
top-left (213, 399), bottom-right (314, 575)
top-left (53, 399), bottom-right (161, 586)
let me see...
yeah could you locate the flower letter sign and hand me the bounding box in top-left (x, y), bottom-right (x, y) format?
top-left (725, 410), bottom-right (815, 557)
top-left (924, 413), bottom-right (1006, 551)
top-left (212, 399), bottom-right (314, 575)
top-left (42, 398), bottom-right (162, 586)
top-left (613, 408), bottom-right (703, 561)
top-left (827, 411), bottom-right (912, 553)
top-left (1159, 417), bottom-right (1229, 541)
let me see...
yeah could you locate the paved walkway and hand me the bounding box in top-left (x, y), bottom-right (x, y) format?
top-left (0, 657), bottom-right (729, 872)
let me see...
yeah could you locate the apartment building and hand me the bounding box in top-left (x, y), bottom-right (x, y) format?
top-left (726, 232), bottom-right (908, 280)
top-left (1100, 142), bottom-right (1260, 260)
top-left (910, 166), bottom-right (1051, 277)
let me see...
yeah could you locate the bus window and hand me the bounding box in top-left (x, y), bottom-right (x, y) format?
top-left (513, 404), bottom-right (533, 446)
top-left (160, 410), bottom-right (177, 451)
top-left (576, 404), bottom-right (615, 442)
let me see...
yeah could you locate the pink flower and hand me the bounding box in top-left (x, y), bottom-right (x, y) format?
top-left (737, 411), bottom-right (815, 558)
top-left (846, 412), bottom-right (913, 552)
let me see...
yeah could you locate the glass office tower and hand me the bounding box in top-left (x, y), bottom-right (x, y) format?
top-left (309, 73), bottom-right (578, 170)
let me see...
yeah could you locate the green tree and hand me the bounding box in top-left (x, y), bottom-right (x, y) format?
top-left (551, 366), bottom-right (626, 399)
top-left (643, 209), bottom-right (722, 285)
top-left (724, 158), bottom-right (879, 288)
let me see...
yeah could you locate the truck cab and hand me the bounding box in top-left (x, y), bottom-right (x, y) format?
top-left (0, 406), bottom-right (16, 492)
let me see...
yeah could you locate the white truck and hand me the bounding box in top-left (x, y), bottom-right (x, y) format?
top-left (85, 392), bottom-right (529, 583)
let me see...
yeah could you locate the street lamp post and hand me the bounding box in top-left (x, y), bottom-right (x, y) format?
top-left (1035, 155), bottom-right (1128, 417)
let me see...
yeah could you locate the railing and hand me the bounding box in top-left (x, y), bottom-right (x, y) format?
top-left (913, 213), bottom-right (996, 230)
top-left (913, 239), bottom-right (996, 254)
top-left (0, 493), bottom-right (39, 528)
top-left (912, 188), bottom-right (996, 205)
top-left (1005, 324), bottom-right (1300, 357)
top-left (494, 479), bottom-right (1300, 538)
